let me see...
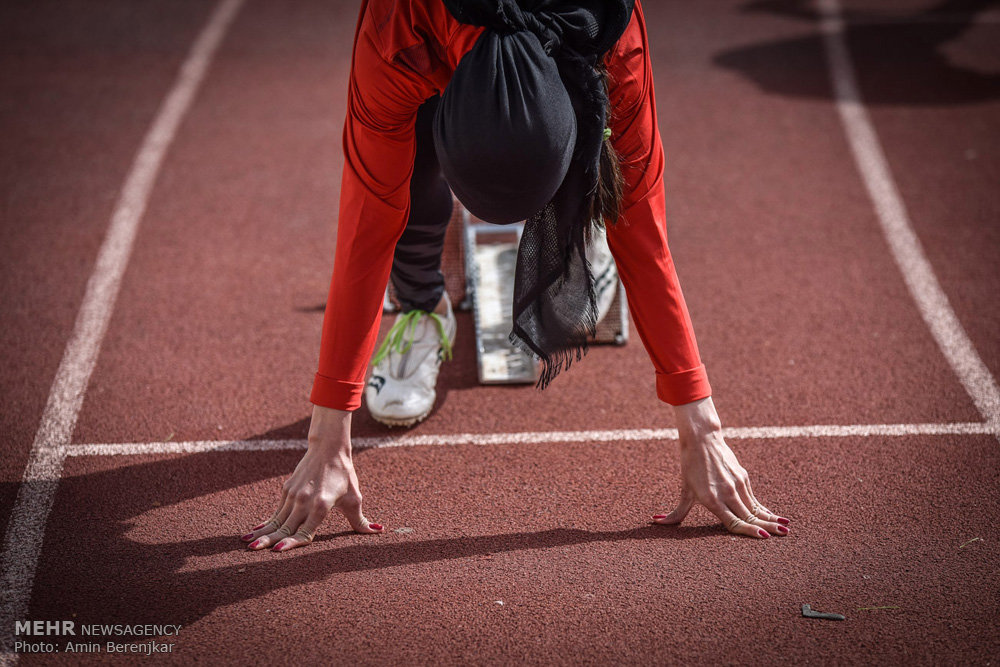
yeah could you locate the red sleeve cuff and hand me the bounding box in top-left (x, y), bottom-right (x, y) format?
top-left (655, 365), bottom-right (712, 406)
top-left (310, 373), bottom-right (365, 411)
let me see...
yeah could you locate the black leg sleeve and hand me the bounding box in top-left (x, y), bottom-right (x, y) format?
top-left (391, 95), bottom-right (454, 313)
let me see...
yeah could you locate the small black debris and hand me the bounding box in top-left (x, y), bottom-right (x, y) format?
top-left (802, 604), bottom-right (845, 621)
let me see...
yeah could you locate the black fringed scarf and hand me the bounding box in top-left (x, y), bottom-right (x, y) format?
top-left (433, 0), bottom-right (635, 388)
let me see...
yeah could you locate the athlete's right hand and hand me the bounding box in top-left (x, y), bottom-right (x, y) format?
top-left (240, 405), bottom-right (383, 552)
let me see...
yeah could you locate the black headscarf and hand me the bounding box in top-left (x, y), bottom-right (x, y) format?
top-left (434, 0), bottom-right (635, 387)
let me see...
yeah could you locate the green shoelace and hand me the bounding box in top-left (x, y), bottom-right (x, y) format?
top-left (371, 309), bottom-right (453, 367)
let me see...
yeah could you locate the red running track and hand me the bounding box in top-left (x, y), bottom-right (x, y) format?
top-left (1, 0), bottom-right (998, 664)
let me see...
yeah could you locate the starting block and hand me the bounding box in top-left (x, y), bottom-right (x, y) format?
top-left (385, 201), bottom-right (629, 384)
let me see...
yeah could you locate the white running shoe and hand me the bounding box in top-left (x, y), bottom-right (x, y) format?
top-left (365, 292), bottom-right (457, 427)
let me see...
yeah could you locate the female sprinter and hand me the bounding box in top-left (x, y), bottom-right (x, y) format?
top-left (241, 0), bottom-right (790, 552)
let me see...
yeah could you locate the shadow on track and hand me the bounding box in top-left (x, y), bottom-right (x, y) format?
top-left (16, 452), bottom-right (719, 631)
top-left (713, 0), bottom-right (1000, 106)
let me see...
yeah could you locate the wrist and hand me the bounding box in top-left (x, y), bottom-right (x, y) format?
top-left (307, 405), bottom-right (353, 457)
top-left (671, 396), bottom-right (722, 444)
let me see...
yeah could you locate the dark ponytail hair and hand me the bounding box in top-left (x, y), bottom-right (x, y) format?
top-left (590, 64), bottom-right (624, 229)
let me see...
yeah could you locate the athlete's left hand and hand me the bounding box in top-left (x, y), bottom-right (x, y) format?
top-left (653, 397), bottom-right (790, 539)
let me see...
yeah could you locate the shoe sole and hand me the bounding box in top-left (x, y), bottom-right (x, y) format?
top-left (370, 406), bottom-right (433, 428)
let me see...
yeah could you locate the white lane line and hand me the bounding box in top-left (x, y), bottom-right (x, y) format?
top-left (0, 0), bottom-right (245, 663)
top-left (60, 421), bottom-right (1000, 457)
top-left (818, 0), bottom-right (1000, 427)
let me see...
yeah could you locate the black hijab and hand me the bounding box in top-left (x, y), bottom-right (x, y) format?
top-left (434, 0), bottom-right (635, 387)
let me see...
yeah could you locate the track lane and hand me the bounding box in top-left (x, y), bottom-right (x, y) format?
top-left (0, 0), bottom-right (216, 557)
top-left (711, 0), bottom-right (1000, 421)
top-left (852, 12), bottom-right (1000, 383)
top-left (4, 0), bottom-right (999, 664)
top-left (25, 433), bottom-right (1000, 664)
top-left (69, 1), bottom-right (354, 447)
top-left (73, 0), bottom-right (986, 449)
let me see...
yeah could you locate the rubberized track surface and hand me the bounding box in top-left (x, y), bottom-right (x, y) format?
top-left (1, 0), bottom-right (998, 664)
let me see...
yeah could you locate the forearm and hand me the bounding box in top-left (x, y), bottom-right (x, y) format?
top-left (606, 187), bottom-right (712, 405)
top-left (310, 158), bottom-right (408, 410)
top-left (310, 22), bottom-right (428, 411)
top-left (603, 3), bottom-right (711, 407)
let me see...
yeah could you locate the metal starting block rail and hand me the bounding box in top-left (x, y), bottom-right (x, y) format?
top-left (462, 211), bottom-right (538, 383)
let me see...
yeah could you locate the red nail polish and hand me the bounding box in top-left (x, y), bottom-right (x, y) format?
top-left (652, 515), bottom-right (667, 519)
top-left (273, 542), bottom-right (285, 552)
top-left (758, 529), bottom-right (770, 538)
top-left (776, 525), bottom-right (788, 534)
top-left (370, 523), bottom-right (383, 531)
top-left (252, 523), bottom-right (266, 531)
top-left (241, 533), bottom-right (254, 541)
top-left (777, 517), bottom-right (790, 526)
top-left (249, 539), bottom-right (260, 549)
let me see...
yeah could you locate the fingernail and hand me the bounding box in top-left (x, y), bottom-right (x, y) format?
top-left (777, 517), bottom-right (790, 526)
top-left (241, 533), bottom-right (254, 541)
top-left (370, 523), bottom-right (383, 531)
top-left (252, 523), bottom-right (266, 531)
top-left (758, 529), bottom-right (770, 539)
top-left (248, 539), bottom-right (261, 549)
top-left (776, 525), bottom-right (788, 534)
top-left (652, 515), bottom-right (667, 520)
top-left (273, 542), bottom-right (285, 552)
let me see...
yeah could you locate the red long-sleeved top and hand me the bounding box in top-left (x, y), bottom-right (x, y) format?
top-left (311, 0), bottom-right (711, 411)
